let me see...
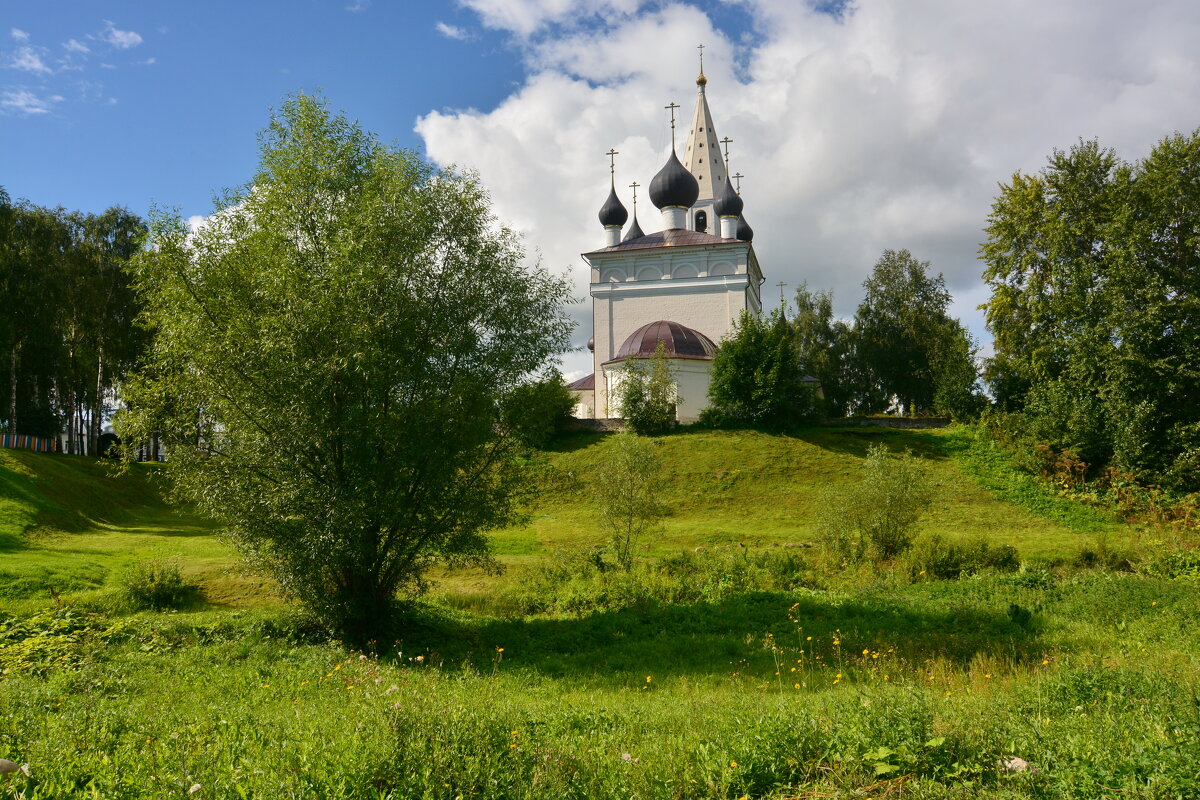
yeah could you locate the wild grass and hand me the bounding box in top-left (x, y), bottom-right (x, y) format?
top-left (0, 427), bottom-right (1196, 798)
top-left (1, 569), bottom-right (1196, 798)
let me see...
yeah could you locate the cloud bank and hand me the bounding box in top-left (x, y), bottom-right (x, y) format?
top-left (416, 0), bottom-right (1200, 375)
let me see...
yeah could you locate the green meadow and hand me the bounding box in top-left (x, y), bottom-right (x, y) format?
top-left (1, 426), bottom-right (1197, 799)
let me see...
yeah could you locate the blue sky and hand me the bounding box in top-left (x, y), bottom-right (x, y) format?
top-left (1, 1), bottom-right (529, 219)
top-left (5, 1), bottom-right (1199, 378)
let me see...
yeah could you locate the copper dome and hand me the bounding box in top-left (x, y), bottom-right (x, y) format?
top-left (608, 320), bottom-right (717, 363)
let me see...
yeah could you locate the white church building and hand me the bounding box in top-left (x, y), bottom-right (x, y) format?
top-left (569, 60), bottom-right (763, 422)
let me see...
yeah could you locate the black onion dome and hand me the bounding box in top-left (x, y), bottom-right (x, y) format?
top-left (649, 150), bottom-right (699, 210)
top-left (612, 320), bottom-right (717, 362)
top-left (622, 214), bottom-right (645, 242)
top-left (714, 176), bottom-right (743, 218)
top-left (736, 214), bottom-right (754, 242)
top-left (598, 185), bottom-right (628, 227)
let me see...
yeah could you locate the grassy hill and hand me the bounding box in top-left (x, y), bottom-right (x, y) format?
top-left (0, 425), bottom-right (1128, 612)
top-left (3, 427), bottom-right (1195, 798)
top-left (0, 450), bottom-right (267, 613)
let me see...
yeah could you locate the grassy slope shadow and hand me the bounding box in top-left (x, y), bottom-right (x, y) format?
top-left (404, 589), bottom-right (1044, 685)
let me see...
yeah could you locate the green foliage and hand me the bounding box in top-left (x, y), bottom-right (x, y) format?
top-left (590, 432), bottom-right (668, 570)
top-left (119, 559), bottom-right (200, 611)
top-left (854, 249), bottom-right (983, 417)
top-left (0, 606), bottom-right (123, 675)
top-left (0, 194), bottom-right (146, 449)
top-left (117, 94), bottom-right (572, 647)
top-left (791, 283), bottom-right (859, 417)
top-left (512, 546), bottom-right (813, 614)
top-left (1138, 546), bottom-right (1200, 580)
top-left (500, 369), bottom-right (576, 448)
top-left (982, 132), bottom-right (1200, 490)
top-left (615, 342), bottom-right (677, 435)
top-left (706, 308), bottom-right (817, 429)
top-left (818, 443), bottom-right (934, 562)
top-left (905, 534), bottom-right (1020, 579)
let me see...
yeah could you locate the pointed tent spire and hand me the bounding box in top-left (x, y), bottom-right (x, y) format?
top-left (682, 61), bottom-right (728, 202)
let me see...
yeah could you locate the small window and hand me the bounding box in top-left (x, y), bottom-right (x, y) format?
top-left (699, 142), bottom-right (704, 147)
top-left (695, 211), bottom-right (708, 233)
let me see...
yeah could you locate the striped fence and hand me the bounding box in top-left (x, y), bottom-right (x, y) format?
top-left (1, 434), bottom-right (60, 453)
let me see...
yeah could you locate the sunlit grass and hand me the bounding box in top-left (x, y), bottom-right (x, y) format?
top-left (0, 427), bottom-right (1194, 797)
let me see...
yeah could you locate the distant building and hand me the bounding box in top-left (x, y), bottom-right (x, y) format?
top-left (570, 57), bottom-right (763, 422)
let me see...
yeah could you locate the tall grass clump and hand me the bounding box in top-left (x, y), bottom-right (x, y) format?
top-left (818, 443), bottom-right (934, 563)
top-left (119, 559), bottom-right (200, 611)
top-left (905, 534), bottom-right (1021, 579)
top-left (511, 547), bottom-right (813, 615)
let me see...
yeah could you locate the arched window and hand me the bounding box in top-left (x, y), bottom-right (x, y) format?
top-left (695, 210), bottom-right (708, 233)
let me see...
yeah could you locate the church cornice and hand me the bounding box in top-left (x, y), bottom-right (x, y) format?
top-left (583, 231), bottom-right (750, 260)
top-left (590, 274), bottom-right (752, 296)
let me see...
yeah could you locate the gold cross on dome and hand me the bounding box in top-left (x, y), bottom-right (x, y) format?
top-left (732, 172), bottom-right (744, 193)
top-left (720, 136), bottom-right (733, 165)
top-left (628, 180), bottom-right (640, 210)
top-left (606, 148), bottom-right (619, 177)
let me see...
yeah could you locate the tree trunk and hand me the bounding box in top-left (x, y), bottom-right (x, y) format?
top-left (91, 344), bottom-right (104, 457)
top-left (7, 343), bottom-right (17, 434)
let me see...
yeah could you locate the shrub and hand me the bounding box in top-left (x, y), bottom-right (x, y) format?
top-left (501, 370), bottom-right (576, 448)
top-left (1139, 546), bottom-right (1200, 580)
top-left (1073, 535), bottom-right (1137, 572)
top-left (616, 342), bottom-right (677, 435)
top-left (590, 433), bottom-right (669, 571)
top-left (119, 560), bottom-right (201, 611)
top-left (817, 443), bottom-right (934, 563)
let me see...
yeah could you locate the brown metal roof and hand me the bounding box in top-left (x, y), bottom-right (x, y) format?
top-left (584, 228), bottom-right (741, 255)
top-left (602, 320), bottom-right (717, 366)
top-left (567, 372), bottom-right (595, 391)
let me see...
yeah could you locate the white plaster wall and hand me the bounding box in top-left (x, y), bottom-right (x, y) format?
top-left (600, 358), bottom-right (712, 423)
top-left (586, 239), bottom-right (765, 419)
top-left (592, 278), bottom-right (748, 418)
top-left (671, 360), bottom-right (714, 422)
top-left (571, 389), bottom-right (595, 419)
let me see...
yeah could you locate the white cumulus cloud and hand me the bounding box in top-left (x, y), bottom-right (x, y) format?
top-left (460, 0), bottom-right (647, 37)
top-left (99, 20), bottom-right (143, 49)
top-left (417, 0), bottom-right (1200, 373)
top-left (435, 22), bottom-right (473, 41)
top-left (63, 38), bottom-right (90, 54)
top-left (10, 28), bottom-right (29, 42)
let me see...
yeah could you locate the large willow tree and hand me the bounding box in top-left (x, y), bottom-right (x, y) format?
top-left (119, 95), bottom-right (572, 646)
